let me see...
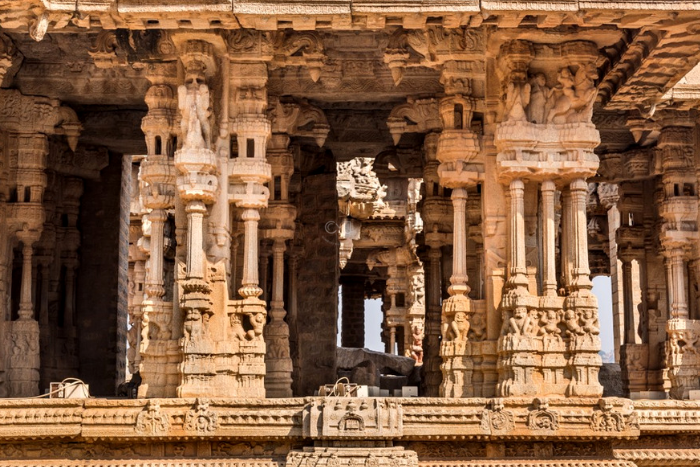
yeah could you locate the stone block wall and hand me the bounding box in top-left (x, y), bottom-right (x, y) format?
top-left (341, 277), bottom-right (365, 348)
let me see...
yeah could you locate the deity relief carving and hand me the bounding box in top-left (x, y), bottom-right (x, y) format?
top-left (498, 40), bottom-right (600, 127)
top-left (503, 71), bottom-right (531, 123)
top-left (590, 400), bottom-right (626, 432)
top-left (178, 70), bottom-right (212, 151)
top-left (527, 398), bottom-right (559, 432)
top-left (546, 64), bottom-right (598, 124)
top-left (135, 401), bottom-right (170, 435)
top-left (480, 399), bottom-right (515, 434)
top-left (184, 398), bottom-right (219, 434)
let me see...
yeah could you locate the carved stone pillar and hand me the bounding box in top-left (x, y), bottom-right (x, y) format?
top-left (240, 209), bottom-right (261, 298)
top-left (264, 238), bottom-right (293, 397)
top-left (173, 41), bottom-right (221, 398)
top-left (9, 238), bottom-right (40, 396)
top-left (621, 256), bottom-right (635, 344)
top-left (619, 247), bottom-right (650, 394)
top-left (569, 179), bottom-right (593, 293)
top-left (423, 245), bottom-right (443, 396)
top-left (145, 209), bottom-right (167, 299)
top-left (541, 180), bottom-right (557, 297)
top-left (227, 60), bottom-right (272, 398)
top-left (599, 183), bottom-right (623, 361)
top-left (508, 179), bottom-right (527, 291)
top-left (450, 188), bottom-right (470, 295)
top-left (435, 82), bottom-right (480, 399)
top-left (138, 72), bottom-right (178, 398)
top-left (288, 250), bottom-right (300, 396)
top-left (656, 117), bottom-right (700, 399)
top-left (127, 260), bottom-right (145, 379)
top-left (670, 250), bottom-right (689, 320)
top-left (494, 39), bottom-right (602, 398)
top-left (341, 277), bottom-right (365, 349)
top-left (560, 188), bottom-right (573, 290)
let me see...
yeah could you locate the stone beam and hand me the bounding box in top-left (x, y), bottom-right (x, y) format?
top-left (601, 22), bottom-right (700, 111)
top-left (4, 1), bottom-right (700, 33)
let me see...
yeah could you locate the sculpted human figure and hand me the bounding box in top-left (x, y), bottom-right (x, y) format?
top-left (140, 313), bottom-right (150, 351)
top-left (246, 312), bottom-right (266, 341)
top-left (503, 71), bottom-right (531, 123)
top-left (537, 309), bottom-right (561, 338)
top-left (507, 307), bottom-right (532, 336)
top-left (581, 309), bottom-right (600, 335)
top-left (571, 62), bottom-right (598, 122)
top-left (409, 322), bottom-right (424, 363)
top-left (668, 331), bottom-right (683, 356)
top-left (469, 312), bottom-right (486, 341)
top-left (527, 73), bottom-right (549, 124)
top-left (447, 311), bottom-right (470, 341)
top-left (564, 310), bottom-right (585, 346)
top-left (178, 69), bottom-right (212, 150)
top-left (411, 274), bottom-right (425, 307)
top-left (546, 68), bottom-right (575, 124)
top-left (546, 64), bottom-right (598, 124)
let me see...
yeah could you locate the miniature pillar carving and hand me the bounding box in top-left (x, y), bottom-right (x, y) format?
top-left (227, 60), bottom-right (272, 398)
top-left (669, 251), bottom-right (688, 320)
top-left (264, 238), bottom-right (293, 397)
top-left (450, 188), bottom-right (469, 295)
top-left (508, 179), bottom-right (527, 291)
top-left (240, 209), bottom-right (261, 299)
top-left (138, 70), bottom-right (178, 398)
top-left (145, 209), bottom-right (167, 299)
top-left (9, 239), bottom-right (40, 396)
top-left (423, 246), bottom-right (443, 396)
top-left (569, 179), bottom-right (593, 293)
top-left (541, 181), bottom-right (557, 296)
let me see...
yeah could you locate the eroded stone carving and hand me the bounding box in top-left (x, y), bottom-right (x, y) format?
top-left (135, 401), bottom-right (171, 435)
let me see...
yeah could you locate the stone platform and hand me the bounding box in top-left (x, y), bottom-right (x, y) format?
top-left (0, 397), bottom-right (697, 466)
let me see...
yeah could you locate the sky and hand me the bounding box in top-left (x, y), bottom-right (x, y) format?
top-left (338, 276), bottom-right (616, 358)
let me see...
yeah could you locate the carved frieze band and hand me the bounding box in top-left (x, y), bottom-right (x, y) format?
top-left (2, 398), bottom-right (700, 441)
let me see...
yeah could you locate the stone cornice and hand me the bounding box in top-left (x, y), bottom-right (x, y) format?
top-left (0, 397), bottom-right (697, 442)
top-left (5, 1), bottom-right (700, 34)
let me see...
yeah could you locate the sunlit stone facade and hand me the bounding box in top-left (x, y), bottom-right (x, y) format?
top-left (1, 1), bottom-right (700, 466)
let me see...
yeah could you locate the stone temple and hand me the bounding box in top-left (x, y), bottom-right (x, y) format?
top-left (2, 0), bottom-right (700, 465)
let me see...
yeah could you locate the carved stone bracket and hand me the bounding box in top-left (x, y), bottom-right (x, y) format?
top-left (0, 90), bottom-right (82, 150)
top-left (383, 27), bottom-right (485, 86)
top-left (271, 31), bottom-right (326, 82)
top-left (387, 98), bottom-right (440, 145)
top-left (269, 97), bottom-right (330, 147)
